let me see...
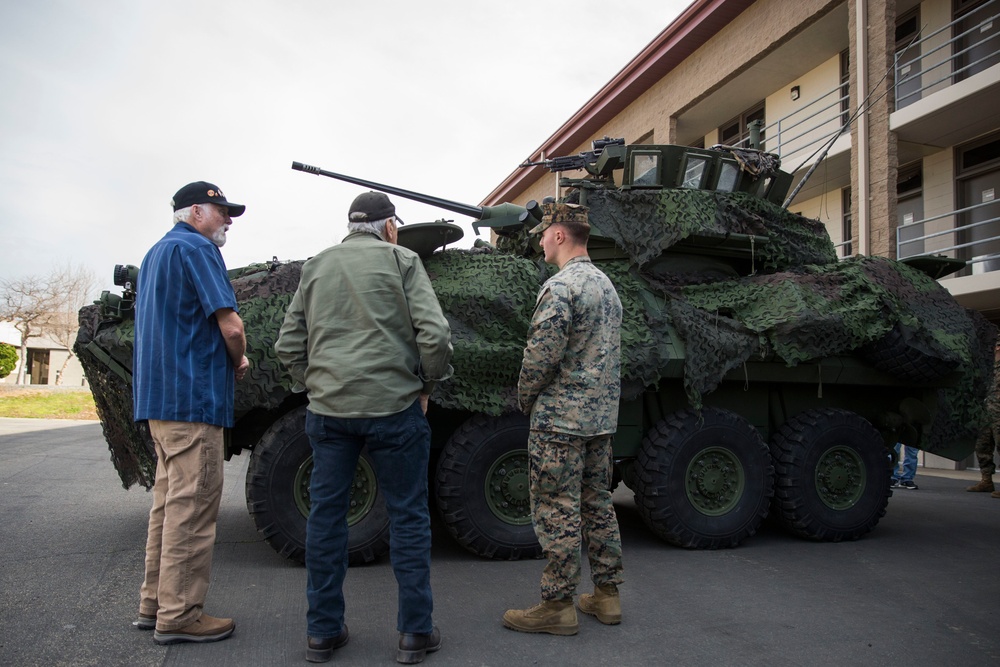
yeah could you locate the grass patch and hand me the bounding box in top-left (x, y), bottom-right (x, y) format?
top-left (0, 389), bottom-right (99, 420)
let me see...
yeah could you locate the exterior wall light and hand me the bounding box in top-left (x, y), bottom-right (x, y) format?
top-left (790, 85), bottom-right (801, 101)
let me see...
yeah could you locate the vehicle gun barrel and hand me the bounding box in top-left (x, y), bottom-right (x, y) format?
top-left (291, 161), bottom-right (536, 233)
top-left (292, 161), bottom-right (481, 217)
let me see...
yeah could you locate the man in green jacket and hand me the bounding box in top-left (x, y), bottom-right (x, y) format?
top-left (275, 191), bottom-right (453, 665)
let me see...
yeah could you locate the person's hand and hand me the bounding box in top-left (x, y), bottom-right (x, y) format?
top-left (235, 355), bottom-right (250, 381)
top-left (419, 393), bottom-right (429, 414)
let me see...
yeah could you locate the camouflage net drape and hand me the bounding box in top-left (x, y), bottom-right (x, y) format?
top-left (587, 188), bottom-right (836, 271)
top-left (449, 190), bottom-right (992, 450)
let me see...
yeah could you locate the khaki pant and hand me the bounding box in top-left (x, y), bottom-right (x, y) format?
top-left (139, 420), bottom-right (225, 630)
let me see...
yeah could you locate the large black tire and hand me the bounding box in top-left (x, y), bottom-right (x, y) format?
top-left (434, 413), bottom-right (542, 560)
top-left (769, 408), bottom-right (892, 542)
top-left (634, 407), bottom-right (774, 549)
top-left (245, 406), bottom-right (391, 565)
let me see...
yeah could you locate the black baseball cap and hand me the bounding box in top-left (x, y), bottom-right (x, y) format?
top-left (172, 181), bottom-right (245, 217)
top-left (348, 191), bottom-right (404, 224)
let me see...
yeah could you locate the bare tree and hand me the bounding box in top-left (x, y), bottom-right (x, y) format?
top-left (0, 263), bottom-right (98, 385)
top-left (42, 264), bottom-right (98, 385)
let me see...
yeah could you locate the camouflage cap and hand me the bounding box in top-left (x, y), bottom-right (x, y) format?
top-left (528, 202), bottom-right (590, 235)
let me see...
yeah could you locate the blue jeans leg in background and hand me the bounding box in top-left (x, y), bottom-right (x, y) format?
top-left (304, 401), bottom-right (433, 639)
top-left (892, 442), bottom-right (919, 482)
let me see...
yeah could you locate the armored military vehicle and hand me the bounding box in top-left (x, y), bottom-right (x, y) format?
top-left (76, 139), bottom-right (995, 565)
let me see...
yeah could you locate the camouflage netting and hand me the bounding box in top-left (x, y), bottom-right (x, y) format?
top-left (587, 188), bottom-right (836, 271)
top-left (75, 305), bottom-right (155, 489)
top-left (422, 248), bottom-right (541, 414)
top-left (424, 250), bottom-right (664, 412)
top-left (229, 261), bottom-right (302, 414)
top-left (660, 257), bottom-right (993, 447)
top-left (463, 189), bottom-right (992, 451)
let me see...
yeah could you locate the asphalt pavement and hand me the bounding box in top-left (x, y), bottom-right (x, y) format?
top-left (1, 418), bottom-right (998, 667)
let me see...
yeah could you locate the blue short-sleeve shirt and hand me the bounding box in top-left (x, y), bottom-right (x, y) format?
top-left (133, 223), bottom-right (238, 427)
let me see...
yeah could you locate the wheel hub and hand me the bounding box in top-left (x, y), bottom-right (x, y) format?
top-left (815, 446), bottom-right (865, 510)
top-left (292, 455), bottom-right (378, 527)
top-left (684, 446), bottom-right (745, 516)
top-left (484, 450), bottom-right (532, 525)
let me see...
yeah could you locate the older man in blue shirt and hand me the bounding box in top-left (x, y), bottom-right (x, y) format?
top-left (133, 181), bottom-right (249, 645)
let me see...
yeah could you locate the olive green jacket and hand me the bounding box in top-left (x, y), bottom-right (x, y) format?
top-left (275, 232), bottom-right (453, 418)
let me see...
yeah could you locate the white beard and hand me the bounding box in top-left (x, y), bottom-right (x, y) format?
top-left (211, 226), bottom-right (228, 248)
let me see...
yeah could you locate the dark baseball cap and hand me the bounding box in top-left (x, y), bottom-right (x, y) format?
top-left (348, 191), bottom-right (404, 224)
top-left (172, 181), bottom-right (245, 217)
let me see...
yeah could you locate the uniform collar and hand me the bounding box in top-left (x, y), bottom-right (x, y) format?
top-left (342, 230), bottom-right (386, 243)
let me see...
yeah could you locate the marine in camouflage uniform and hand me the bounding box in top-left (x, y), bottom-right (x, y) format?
top-left (503, 203), bottom-right (625, 636)
top-left (967, 345), bottom-right (1000, 497)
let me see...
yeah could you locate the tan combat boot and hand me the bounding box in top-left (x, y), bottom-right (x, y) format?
top-left (992, 490), bottom-right (1000, 499)
top-left (502, 599), bottom-right (578, 635)
top-left (966, 472), bottom-right (995, 492)
top-left (577, 583), bottom-right (621, 625)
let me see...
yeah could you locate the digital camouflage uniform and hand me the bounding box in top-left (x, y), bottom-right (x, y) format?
top-left (973, 355), bottom-right (1000, 476)
top-left (518, 204), bottom-right (625, 602)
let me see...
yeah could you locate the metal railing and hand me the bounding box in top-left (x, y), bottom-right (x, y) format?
top-left (727, 82), bottom-right (848, 171)
top-left (834, 239), bottom-right (854, 259)
top-left (896, 199), bottom-right (1000, 273)
top-left (894, 0), bottom-right (1000, 110)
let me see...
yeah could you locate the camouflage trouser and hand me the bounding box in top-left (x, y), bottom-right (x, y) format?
top-left (973, 419), bottom-right (999, 476)
top-left (528, 430), bottom-right (624, 601)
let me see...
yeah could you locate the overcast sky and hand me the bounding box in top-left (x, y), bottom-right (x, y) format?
top-left (0, 0), bottom-right (690, 297)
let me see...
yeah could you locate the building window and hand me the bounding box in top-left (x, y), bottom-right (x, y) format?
top-left (956, 133), bottom-right (1000, 274)
top-left (27, 349), bottom-right (50, 385)
top-left (896, 163), bottom-right (925, 259)
top-left (718, 102), bottom-right (765, 148)
top-left (954, 0), bottom-right (1000, 82)
top-left (895, 8), bottom-right (921, 109)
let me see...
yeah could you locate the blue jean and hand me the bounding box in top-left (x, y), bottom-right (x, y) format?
top-left (304, 401), bottom-right (433, 638)
top-left (892, 442), bottom-right (918, 482)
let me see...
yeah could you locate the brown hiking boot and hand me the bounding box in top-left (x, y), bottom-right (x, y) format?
top-left (577, 584), bottom-right (621, 625)
top-left (153, 614), bottom-right (235, 645)
top-left (992, 490), bottom-right (1000, 499)
top-left (502, 599), bottom-right (578, 635)
top-left (966, 473), bottom-right (995, 492)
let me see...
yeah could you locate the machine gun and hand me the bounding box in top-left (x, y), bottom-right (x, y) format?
top-left (520, 137), bottom-right (625, 175)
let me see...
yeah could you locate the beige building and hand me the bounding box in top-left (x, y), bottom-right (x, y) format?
top-left (0, 324), bottom-right (87, 387)
top-left (484, 0), bottom-right (1000, 467)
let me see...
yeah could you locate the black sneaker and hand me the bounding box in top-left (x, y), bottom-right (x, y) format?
top-left (899, 480), bottom-right (918, 490)
top-left (890, 479), bottom-right (901, 488)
